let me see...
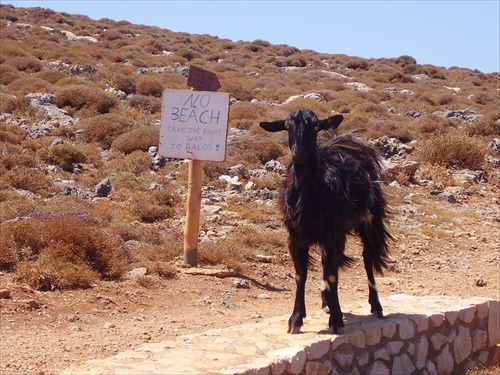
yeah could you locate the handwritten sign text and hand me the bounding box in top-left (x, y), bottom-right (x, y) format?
top-left (159, 90), bottom-right (229, 161)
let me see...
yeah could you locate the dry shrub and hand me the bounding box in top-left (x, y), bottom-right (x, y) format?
top-left (34, 69), bottom-right (68, 84)
top-left (198, 241), bottom-right (248, 273)
top-left (38, 143), bottom-right (87, 171)
top-left (5, 166), bottom-right (59, 197)
top-left (0, 123), bottom-right (25, 144)
top-left (229, 136), bottom-right (286, 167)
top-left (80, 113), bottom-right (135, 149)
top-left (0, 64), bottom-right (21, 85)
top-left (113, 73), bottom-right (136, 95)
top-left (8, 212), bottom-right (129, 289)
top-left (414, 115), bottom-right (458, 136)
top-left (108, 150), bottom-right (152, 176)
top-left (55, 84), bottom-right (118, 116)
top-left (5, 56), bottom-right (43, 73)
top-left (415, 163), bottom-right (454, 188)
top-left (112, 126), bottom-right (159, 154)
top-left (8, 77), bottom-right (53, 95)
top-left (416, 131), bottom-right (485, 169)
top-left (136, 76), bottom-right (164, 97)
top-left (0, 93), bottom-right (29, 114)
top-left (198, 225), bottom-right (286, 272)
top-left (465, 121), bottom-right (500, 137)
top-left (130, 192), bottom-right (177, 223)
top-left (128, 94), bottom-right (161, 113)
top-left (221, 78), bottom-right (255, 101)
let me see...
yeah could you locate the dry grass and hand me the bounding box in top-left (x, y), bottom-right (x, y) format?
top-left (416, 130), bottom-right (485, 170)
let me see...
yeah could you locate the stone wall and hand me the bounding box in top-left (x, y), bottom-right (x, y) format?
top-left (63, 295), bottom-right (499, 375)
top-left (291, 296), bottom-right (499, 375)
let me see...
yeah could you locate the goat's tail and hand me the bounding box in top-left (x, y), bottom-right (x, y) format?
top-left (358, 190), bottom-right (393, 275)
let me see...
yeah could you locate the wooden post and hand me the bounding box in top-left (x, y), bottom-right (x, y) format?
top-left (184, 159), bottom-right (202, 266)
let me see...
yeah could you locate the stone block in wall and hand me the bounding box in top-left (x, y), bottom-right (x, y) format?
top-left (453, 326), bottom-right (472, 364)
top-left (488, 300), bottom-right (499, 346)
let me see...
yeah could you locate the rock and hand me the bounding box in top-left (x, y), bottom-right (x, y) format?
top-left (373, 136), bottom-right (414, 157)
top-left (51, 138), bottom-right (64, 146)
top-left (18, 299), bottom-right (40, 309)
top-left (385, 87), bottom-right (398, 94)
top-left (487, 138), bottom-right (500, 153)
top-left (345, 82), bottom-right (372, 92)
top-left (432, 108), bottom-right (481, 123)
top-left (126, 267), bottom-right (148, 279)
top-left (95, 178), bottom-right (112, 197)
top-left (368, 361), bottom-right (389, 375)
top-left (264, 160), bottom-right (287, 175)
top-left (392, 353), bottom-right (416, 374)
top-left (228, 164), bottom-right (249, 179)
top-left (435, 344), bottom-right (454, 374)
top-left (384, 160), bottom-right (420, 181)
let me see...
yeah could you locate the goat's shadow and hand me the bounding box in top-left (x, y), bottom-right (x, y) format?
top-left (237, 274), bottom-right (289, 292)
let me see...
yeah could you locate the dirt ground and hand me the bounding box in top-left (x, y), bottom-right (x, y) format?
top-left (1, 183), bottom-right (499, 375)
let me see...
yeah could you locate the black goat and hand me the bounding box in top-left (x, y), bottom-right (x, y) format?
top-left (260, 110), bottom-right (392, 334)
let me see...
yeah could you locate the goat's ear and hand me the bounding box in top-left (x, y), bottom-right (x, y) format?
top-left (259, 120), bottom-right (287, 132)
top-left (318, 115), bottom-right (343, 131)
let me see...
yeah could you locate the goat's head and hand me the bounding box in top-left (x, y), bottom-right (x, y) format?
top-left (260, 110), bottom-right (343, 163)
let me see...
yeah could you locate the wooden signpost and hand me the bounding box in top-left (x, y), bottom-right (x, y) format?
top-left (159, 66), bottom-right (228, 266)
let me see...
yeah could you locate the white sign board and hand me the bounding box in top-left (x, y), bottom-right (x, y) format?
top-left (159, 89), bottom-right (229, 162)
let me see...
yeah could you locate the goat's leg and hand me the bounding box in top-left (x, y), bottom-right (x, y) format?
top-left (288, 243), bottom-right (308, 334)
top-left (359, 225), bottom-right (384, 318)
top-left (364, 254), bottom-right (384, 318)
top-left (321, 248), bottom-right (344, 333)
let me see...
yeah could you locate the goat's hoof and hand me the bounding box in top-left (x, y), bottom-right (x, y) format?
top-left (371, 309), bottom-right (384, 318)
top-left (288, 325), bottom-right (301, 334)
top-left (328, 325), bottom-right (344, 334)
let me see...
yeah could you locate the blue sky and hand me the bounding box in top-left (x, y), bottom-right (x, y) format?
top-left (2, 1), bottom-right (499, 73)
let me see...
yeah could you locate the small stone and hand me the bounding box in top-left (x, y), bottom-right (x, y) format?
top-left (348, 331), bottom-right (366, 348)
top-left (415, 336), bottom-right (429, 369)
top-left (423, 360), bottom-right (438, 375)
top-left (431, 333), bottom-right (448, 351)
top-left (471, 328), bottom-right (488, 352)
top-left (430, 313), bottom-right (445, 328)
top-left (381, 321), bottom-right (397, 339)
top-left (367, 361), bottom-right (389, 375)
top-left (488, 300), bottom-right (500, 346)
top-left (374, 347), bottom-right (389, 361)
top-left (392, 353), bottom-right (416, 375)
top-left (365, 326), bottom-right (382, 345)
top-left (435, 344), bottom-right (454, 375)
top-left (445, 310), bottom-right (459, 325)
top-left (387, 341), bottom-right (404, 355)
top-left (458, 306), bottom-right (476, 324)
top-left (398, 321), bottom-right (415, 340)
top-left (286, 349), bottom-right (307, 375)
top-left (95, 178), bottom-right (112, 197)
top-left (332, 345), bottom-right (354, 367)
top-left (103, 322), bottom-right (115, 329)
top-left (306, 339), bottom-right (331, 360)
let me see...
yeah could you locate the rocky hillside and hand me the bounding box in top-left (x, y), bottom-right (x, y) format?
top-left (0, 4), bottom-right (499, 289)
